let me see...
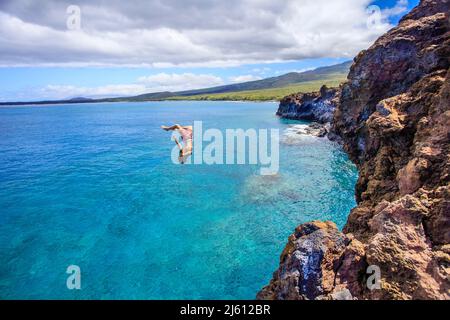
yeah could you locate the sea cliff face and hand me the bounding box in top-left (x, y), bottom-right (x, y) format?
top-left (260, 0), bottom-right (449, 300)
top-left (276, 85), bottom-right (339, 123)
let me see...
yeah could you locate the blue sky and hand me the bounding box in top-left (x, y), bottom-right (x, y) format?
top-left (0, 0), bottom-right (419, 101)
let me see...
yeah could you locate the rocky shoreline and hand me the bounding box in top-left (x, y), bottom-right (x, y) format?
top-left (276, 85), bottom-right (339, 124)
top-left (276, 85), bottom-right (337, 138)
top-left (259, 0), bottom-right (449, 300)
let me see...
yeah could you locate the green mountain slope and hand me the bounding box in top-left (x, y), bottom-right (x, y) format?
top-left (168, 77), bottom-right (345, 101)
top-left (127, 61), bottom-right (351, 101)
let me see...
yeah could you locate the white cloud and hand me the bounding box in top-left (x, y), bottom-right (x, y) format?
top-left (38, 84), bottom-right (148, 100)
top-left (137, 73), bottom-right (224, 92)
top-left (29, 73), bottom-right (225, 100)
top-left (0, 0), bottom-right (407, 67)
top-left (229, 75), bottom-right (262, 83)
top-left (381, 0), bottom-right (409, 18)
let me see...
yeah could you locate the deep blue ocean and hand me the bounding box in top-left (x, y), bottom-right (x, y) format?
top-left (0, 101), bottom-right (357, 299)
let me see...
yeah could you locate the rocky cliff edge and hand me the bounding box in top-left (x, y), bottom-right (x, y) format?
top-left (259, 0), bottom-right (450, 300)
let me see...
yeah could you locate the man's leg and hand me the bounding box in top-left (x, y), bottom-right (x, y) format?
top-left (161, 124), bottom-right (182, 131)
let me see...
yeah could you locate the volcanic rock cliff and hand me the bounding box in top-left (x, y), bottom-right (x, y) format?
top-left (276, 85), bottom-right (339, 123)
top-left (259, 0), bottom-right (450, 300)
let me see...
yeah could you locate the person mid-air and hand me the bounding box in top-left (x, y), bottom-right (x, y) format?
top-left (161, 124), bottom-right (193, 164)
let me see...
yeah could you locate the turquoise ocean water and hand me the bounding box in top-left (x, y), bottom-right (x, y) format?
top-left (0, 101), bottom-right (357, 299)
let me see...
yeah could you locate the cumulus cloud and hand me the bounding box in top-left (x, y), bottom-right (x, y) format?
top-left (37, 84), bottom-right (148, 100)
top-left (381, 0), bottom-right (409, 18)
top-left (137, 73), bottom-right (224, 91)
top-left (29, 73), bottom-right (224, 100)
top-left (229, 75), bottom-right (262, 83)
top-left (0, 0), bottom-right (408, 67)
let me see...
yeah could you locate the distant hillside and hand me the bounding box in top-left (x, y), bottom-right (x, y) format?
top-left (69, 97), bottom-right (94, 102)
top-left (168, 78), bottom-right (345, 101)
top-left (126, 61), bottom-right (351, 101)
top-left (0, 61), bottom-right (351, 105)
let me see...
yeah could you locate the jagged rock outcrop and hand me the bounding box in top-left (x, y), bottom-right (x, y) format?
top-left (259, 0), bottom-right (450, 300)
top-left (256, 221), bottom-right (356, 300)
top-left (276, 85), bottom-right (339, 123)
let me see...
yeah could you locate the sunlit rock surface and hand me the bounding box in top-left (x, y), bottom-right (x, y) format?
top-left (260, 0), bottom-right (450, 300)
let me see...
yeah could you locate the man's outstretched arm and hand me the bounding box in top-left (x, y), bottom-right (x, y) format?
top-left (172, 136), bottom-right (183, 150)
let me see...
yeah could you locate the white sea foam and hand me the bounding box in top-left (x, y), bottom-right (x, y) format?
top-left (280, 124), bottom-right (319, 145)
